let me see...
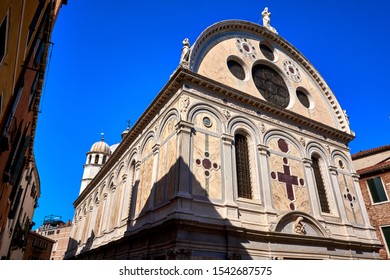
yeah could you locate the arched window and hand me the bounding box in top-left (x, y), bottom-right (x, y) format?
top-left (95, 154), bottom-right (99, 164)
top-left (88, 154), bottom-right (92, 164)
top-left (311, 156), bottom-right (330, 213)
top-left (130, 161), bottom-right (136, 186)
top-left (235, 134), bottom-right (252, 199)
top-left (102, 155), bottom-right (107, 164)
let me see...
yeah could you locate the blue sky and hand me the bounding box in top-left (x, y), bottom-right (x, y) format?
top-left (32, 0), bottom-right (390, 227)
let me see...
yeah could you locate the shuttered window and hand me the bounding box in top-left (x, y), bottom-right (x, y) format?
top-left (381, 226), bottom-right (390, 256)
top-left (367, 177), bottom-right (388, 203)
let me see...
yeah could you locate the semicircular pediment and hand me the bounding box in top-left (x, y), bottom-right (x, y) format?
top-left (273, 211), bottom-right (329, 237)
top-left (188, 20), bottom-right (351, 134)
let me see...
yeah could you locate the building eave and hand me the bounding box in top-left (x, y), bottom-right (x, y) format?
top-left (352, 144), bottom-right (390, 160)
top-left (356, 161), bottom-right (390, 177)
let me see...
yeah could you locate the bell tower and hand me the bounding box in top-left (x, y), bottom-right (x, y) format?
top-left (79, 134), bottom-right (111, 194)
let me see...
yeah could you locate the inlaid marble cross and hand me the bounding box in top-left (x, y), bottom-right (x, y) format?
top-left (271, 139), bottom-right (305, 210)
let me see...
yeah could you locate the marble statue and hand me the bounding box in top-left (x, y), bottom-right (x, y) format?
top-left (261, 7), bottom-right (278, 34)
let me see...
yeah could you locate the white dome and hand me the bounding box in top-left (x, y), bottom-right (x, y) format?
top-left (90, 140), bottom-right (111, 154)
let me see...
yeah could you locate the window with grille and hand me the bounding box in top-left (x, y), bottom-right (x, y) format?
top-left (367, 177), bottom-right (388, 203)
top-left (235, 134), bottom-right (252, 199)
top-left (252, 64), bottom-right (290, 108)
top-left (130, 162), bottom-right (136, 186)
top-left (312, 156), bottom-right (330, 213)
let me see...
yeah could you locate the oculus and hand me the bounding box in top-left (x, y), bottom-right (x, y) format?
top-left (202, 116), bottom-right (212, 127)
top-left (252, 64), bottom-right (290, 108)
top-left (260, 43), bottom-right (275, 61)
top-left (296, 89), bottom-right (311, 108)
top-left (227, 59), bottom-right (246, 80)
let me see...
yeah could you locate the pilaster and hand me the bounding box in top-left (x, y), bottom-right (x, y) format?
top-left (221, 133), bottom-right (239, 220)
top-left (328, 165), bottom-right (349, 224)
top-left (302, 157), bottom-right (322, 219)
top-left (175, 120), bottom-right (194, 197)
top-left (147, 143), bottom-right (160, 211)
top-left (351, 172), bottom-right (371, 227)
top-left (257, 144), bottom-right (275, 213)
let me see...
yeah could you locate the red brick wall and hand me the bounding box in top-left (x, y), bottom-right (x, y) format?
top-left (358, 171), bottom-right (390, 259)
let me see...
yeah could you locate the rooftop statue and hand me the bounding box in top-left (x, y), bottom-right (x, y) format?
top-left (180, 38), bottom-right (191, 68)
top-left (261, 7), bottom-right (278, 34)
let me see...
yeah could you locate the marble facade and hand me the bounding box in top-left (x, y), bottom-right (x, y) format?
top-left (66, 19), bottom-right (381, 260)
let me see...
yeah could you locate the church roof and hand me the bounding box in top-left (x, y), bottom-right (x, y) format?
top-left (110, 143), bottom-right (119, 153)
top-left (90, 139), bottom-right (111, 154)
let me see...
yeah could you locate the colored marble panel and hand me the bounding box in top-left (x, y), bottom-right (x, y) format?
top-left (155, 142), bottom-right (167, 205)
top-left (94, 204), bottom-right (103, 235)
top-left (166, 135), bottom-right (177, 199)
top-left (192, 132), bottom-right (221, 199)
top-left (193, 112), bottom-right (219, 133)
top-left (270, 152), bottom-right (309, 212)
top-left (338, 173), bottom-right (363, 224)
top-left (142, 137), bottom-right (155, 156)
top-left (161, 117), bottom-right (176, 141)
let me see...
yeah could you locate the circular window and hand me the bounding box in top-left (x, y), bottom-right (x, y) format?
top-left (296, 90), bottom-right (310, 108)
top-left (252, 64), bottom-right (290, 108)
top-left (227, 59), bottom-right (245, 80)
top-left (338, 160), bottom-right (345, 169)
top-left (260, 43), bottom-right (275, 61)
top-left (202, 116), bottom-right (212, 127)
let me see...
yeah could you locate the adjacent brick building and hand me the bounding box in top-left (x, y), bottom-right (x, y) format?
top-left (23, 230), bottom-right (54, 260)
top-left (352, 145), bottom-right (390, 259)
top-left (36, 215), bottom-right (72, 260)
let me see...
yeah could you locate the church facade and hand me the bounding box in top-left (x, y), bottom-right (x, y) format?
top-left (66, 15), bottom-right (381, 259)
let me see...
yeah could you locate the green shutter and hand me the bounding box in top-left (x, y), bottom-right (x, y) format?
top-left (367, 177), bottom-right (387, 203)
top-left (382, 227), bottom-right (390, 253)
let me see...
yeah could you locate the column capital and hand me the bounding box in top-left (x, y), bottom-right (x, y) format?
top-left (351, 172), bottom-right (360, 181)
top-left (135, 160), bottom-right (142, 170)
top-left (302, 158), bottom-right (312, 166)
top-left (221, 133), bottom-right (234, 144)
top-left (257, 144), bottom-right (269, 155)
top-left (152, 143), bottom-right (160, 155)
top-left (328, 165), bottom-right (338, 175)
top-left (175, 120), bottom-right (194, 134)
